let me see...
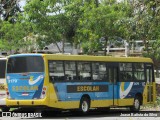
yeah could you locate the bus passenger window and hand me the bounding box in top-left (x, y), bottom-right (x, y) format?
top-left (133, 63), bottom-right (144, 81)
top-left (48, 61), bottom-right (65, 82)
top-left (109, 68), bottom-right (113, 82)
top-left (65, 61), bottom-right (76, 81)
top-left (119, 63), bottom-right (133, 81)
top-left (77, 62), bottom-right (91, 81)
top-left (92, 62), bottom-right (107, 81)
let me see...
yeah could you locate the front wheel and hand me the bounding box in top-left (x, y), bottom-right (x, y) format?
top-left (130, 97), bottom-right (141, 111)
top-left (79, 97), bottom-right (90, 113)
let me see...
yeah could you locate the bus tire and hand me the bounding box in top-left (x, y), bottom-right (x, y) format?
top-left (130, 96), bottom-right (141, 111)
top-left (79, 97), bottom-right (90, 113)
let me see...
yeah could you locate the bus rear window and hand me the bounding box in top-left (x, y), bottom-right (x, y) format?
top-left (0, 60), bottom-right (6, 78)
top-left (7, 56), bottom-right (44, 73)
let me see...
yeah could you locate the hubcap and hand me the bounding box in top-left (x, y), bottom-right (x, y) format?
top-left (82, 101), bottom-right (88, 112)
top-left (134, 99), bottom-right (139, 109)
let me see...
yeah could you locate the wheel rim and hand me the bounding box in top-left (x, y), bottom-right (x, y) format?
top-left (134, 99), bottom-right (140, 110)
top-left (82, 101), bottom-right (88, 112)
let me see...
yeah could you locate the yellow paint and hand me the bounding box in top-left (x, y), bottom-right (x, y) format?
top-left (43, 54), bottom-right (153, 63)
top-left (118, 98), bottom-right (134, 106)
top-left (6, 97), bottom-right (48, 106)
top-left (153, 82), bottom-right (156, 104)
top-left (143, 82), bottom-right (156, 105)
top-left (50, 101), bottom-right (79, 109)
top-left (6, 54), bottom-right (156, 110)
top-left (29, 76), bottom-right (34, 82)
top-left (48, 97), bottom-right (134, 109)
top-left (121, 82), bottom-right (125, 91)
top-left (12, 86), bottom-right (38, 91)
top-left (48, 83), bottom-right (58, 106)
top-left (143, 83), bottom-right (148, 105)
top-left (91, 100), bottom-right (113, 108)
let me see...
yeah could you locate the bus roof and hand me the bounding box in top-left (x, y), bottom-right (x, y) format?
top-left (8, 54), bottom-right (42, 58)
top-left (8, 54), bottom-right (153, 63)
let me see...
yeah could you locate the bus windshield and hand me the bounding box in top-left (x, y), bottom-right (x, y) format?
top-left (7, 56), bottom-right (44, 73)
top-left (0, 60), bottom-right (6, 78)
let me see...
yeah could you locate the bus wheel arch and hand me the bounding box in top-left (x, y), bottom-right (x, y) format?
top-left (130, 93), bottom-right (142, 111)
top-left (135, 93), bottom-right (143, 105)
top-left (79, 94), bottom-right (91, 113)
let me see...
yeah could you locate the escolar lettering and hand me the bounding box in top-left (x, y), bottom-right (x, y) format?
top-left (12, 86), bottom-right (38, 91)
top-left (77, 86), bottom-right (99, 92)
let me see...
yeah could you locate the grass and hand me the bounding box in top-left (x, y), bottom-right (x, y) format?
top-left (141, 96), bottom-right (160, 111)
top-left (156, 96), bottom-right (160, 105)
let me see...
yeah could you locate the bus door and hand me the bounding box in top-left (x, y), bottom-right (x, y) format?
top-left (145, 64), bottom-right (154, 103)
top-left (108, 63), bottom-right (118, 106)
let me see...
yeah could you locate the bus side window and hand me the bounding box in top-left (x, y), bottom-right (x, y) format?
top-left (109, 68), bottom-right (114, 83)
top-left (65, 61), bottom-right (76, 81)
top-left (48, 61), bottom-right (65, 82)
top-left (77, 62), bottom-right (91, 81)
top-left (92, 62), bottom-right (107, 81)
top-left (119, 63), bottom-right (133, 81)
top-left (133, 63), bottom-right (145, 81)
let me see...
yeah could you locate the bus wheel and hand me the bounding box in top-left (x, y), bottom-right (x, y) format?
top-left (130, 96), bottom-right (141, 111)
top-left (80, 97), bottom-right (90, 113)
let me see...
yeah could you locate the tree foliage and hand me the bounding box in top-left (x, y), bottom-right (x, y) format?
top-left (0, 18), bottom-right (32, 51)
top-left (76, 1), bottom-right (131, 54)
top-left (0, 0), bottom-right (21, 22)
top-left (0, 0), bottom-right (159, 60)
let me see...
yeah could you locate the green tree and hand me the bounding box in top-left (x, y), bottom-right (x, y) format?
top-left (0, 0), bottom-right (21, 22)
top-left (24, 0), bottom-right (76, 52)
top-left (1, 0), bottom-right (159, 58)
top-left (117, 0), bottom-right (160, 49)
top-left (118, 0), bottom-right (160, 74)
top-left (0, 19), bottom-right (32, 52)
top-left (76, 1), bottom-right (130, 54)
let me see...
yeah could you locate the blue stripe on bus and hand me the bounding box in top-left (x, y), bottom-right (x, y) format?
top-left (9, 54), bottom-right (43, 58)
top-left (54, 82), bottom-right (145, 101)
top-left (7, 73), bottom-right (44, 100)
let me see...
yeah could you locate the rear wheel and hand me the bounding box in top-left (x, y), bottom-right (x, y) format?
top-left (130, 96), bottom-right (141, 111)
top-left (79, 97), bottom-right (90, 113)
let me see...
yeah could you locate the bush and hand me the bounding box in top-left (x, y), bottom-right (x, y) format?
top-left (157, 97), bottom-right (160, 105)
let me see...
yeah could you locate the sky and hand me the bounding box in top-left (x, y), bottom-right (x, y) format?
top-left (18, 0), bottom-right (124, 8)
top-left (19, 0), bottom-right (26, 10)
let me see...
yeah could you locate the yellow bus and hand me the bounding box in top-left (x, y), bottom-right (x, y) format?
top-left (6, 54), bottom-right (156, 112)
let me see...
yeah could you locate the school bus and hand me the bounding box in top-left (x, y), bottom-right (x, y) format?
top-left (6, 54), bottom-right (156, 112)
